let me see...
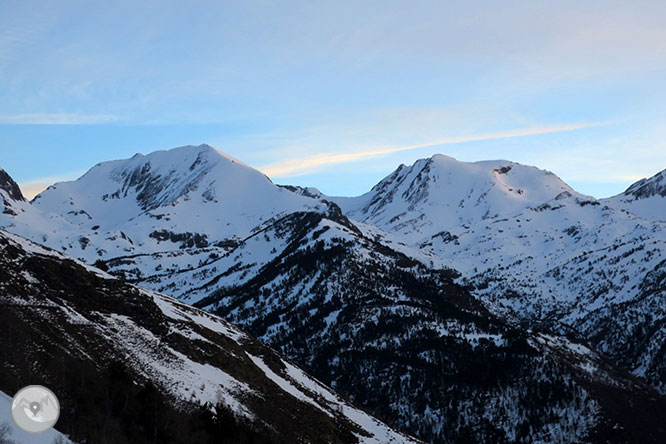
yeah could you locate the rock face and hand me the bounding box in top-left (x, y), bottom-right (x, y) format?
top-left (0, 229), bottom-right (416, 444)
top-left (1, 146), bottom-right (666, 443)
top-left (0, 168), bottom-right (25, 203)
top-left (623, 169), bottom-right (666, 200)
top-left (0, 168), bottom-right (26, 216)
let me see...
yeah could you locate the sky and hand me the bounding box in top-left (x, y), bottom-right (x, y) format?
top-left (1, 0), bottom-right (666, 199)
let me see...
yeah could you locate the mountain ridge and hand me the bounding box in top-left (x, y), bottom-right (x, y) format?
top-left (330, 154), bottom-right (590, 244)
top-left (2, 145), bottom-right (665, 442)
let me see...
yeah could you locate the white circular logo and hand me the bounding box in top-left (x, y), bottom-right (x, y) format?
top-left (10, 385), bottom-right (60, 433)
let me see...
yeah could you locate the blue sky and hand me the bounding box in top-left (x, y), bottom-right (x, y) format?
top-left (1, 0), bottom-right (666, 199)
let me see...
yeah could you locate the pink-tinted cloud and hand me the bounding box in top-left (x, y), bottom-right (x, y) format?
top-left (261, 122), bottom-right (603, 177)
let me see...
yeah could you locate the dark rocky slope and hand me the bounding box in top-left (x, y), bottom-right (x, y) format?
top-left (194, 209), bottom-right (666, 443)
top-left (0, 229), bottom-right (415, 444)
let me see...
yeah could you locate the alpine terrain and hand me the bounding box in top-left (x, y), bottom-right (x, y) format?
top-left (1, 144), bottom-right (665, 443)
top-left (0, 228), bottom-right (416, 444)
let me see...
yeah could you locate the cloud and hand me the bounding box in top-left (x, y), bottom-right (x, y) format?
top-left (0, 113), bottom-right (118, 125)
top-left (260, 122), bottom-right (604, 177)
top-left (0, 2), bottom-right (62, 66)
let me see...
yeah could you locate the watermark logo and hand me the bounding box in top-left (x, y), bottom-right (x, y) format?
top-left (11, 385), bottom-right (60, 433)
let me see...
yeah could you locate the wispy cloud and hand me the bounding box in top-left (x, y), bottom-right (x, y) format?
top-left (260, 122), bottom-right (604, 177)
top-left (0, 113), bottom-right (118, 125)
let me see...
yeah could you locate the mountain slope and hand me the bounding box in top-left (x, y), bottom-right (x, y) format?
top-left (602, 169), bottom-right (666, 221)
top-left (0, 229), bottom-right (415, 444)
top-left (184, 207), bottom-right (666, 443)
top-left (326, 156), bottom-right (666, 394)
top-left (425, 191), bottom-right (666, 392)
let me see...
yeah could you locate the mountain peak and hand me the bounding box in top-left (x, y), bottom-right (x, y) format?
top-left (37, 144), bottom-right (264, 213)
top-left (137, 143), bottom-right (248, 167)
top-left (602, 168), bottom-right (666, 221)
top-left (623, 169), bottom-right (666, 199)
top-left (0, 168), bottom-right (26, 203)
top-left (124, 144), bottom-right (246, 168)
top-left (429, 153), bottom-right (458, 163)
top-left (27, 144), bottom-right (320, 255)
top-left (332, 154), bottom-right (580, 242)
top-left (427, 153), bottom-right (515, 168)
top-left (0, 168), bottom-right (26, 217)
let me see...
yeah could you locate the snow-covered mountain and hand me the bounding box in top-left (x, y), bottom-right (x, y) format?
top-left (0, 168), bottom-right (26, 212)
top-left (2, 144), bottom-right (321, 262)
top-left (0, 229), bottom-right (416, 444)
top-left (430, 191), bottom-right (665, 389)
top-left (4, 209), bottom-right (665, 443)
top-left (325, 156), bottom-right (666, 394)
top-left (2, 145), bottom-right (666, 442)
top-left (192, 205), bottom-right (666, 443)
top-left (1, 168), bottom-right (80, 251)
top-left (331, 155), bottom-right (587, 243)
top-left (603, 169), bottom-right (666, 221)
